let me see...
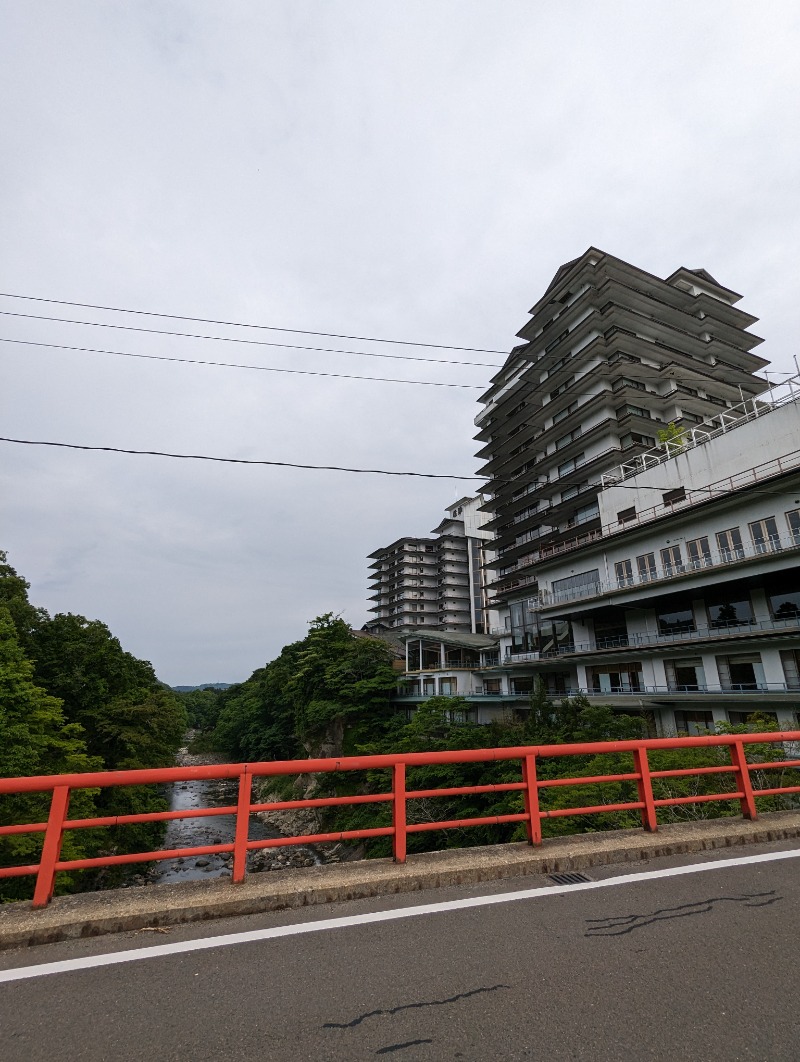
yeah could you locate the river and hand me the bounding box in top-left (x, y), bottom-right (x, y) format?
top-left (152, 740), bottom-right (322, 884)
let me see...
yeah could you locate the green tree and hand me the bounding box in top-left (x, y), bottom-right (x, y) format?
top-left (288, 614), bottom-right (397, 751)
top-left (180, 687), bottom-right (223, 732)
top-left (0, 550), bottom-right (48, 658)
top-left (657, 421), bottom-right (687, 455)
top-left (0, 608), bottom-right (99, 900)
top-left (29, 613), bottom-right (186, 770)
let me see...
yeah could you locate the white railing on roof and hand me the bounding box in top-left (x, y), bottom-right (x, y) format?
top-left (600, 373), bottom-right (800, 486)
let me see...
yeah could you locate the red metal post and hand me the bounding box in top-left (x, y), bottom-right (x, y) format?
top-left (232, 771), bottom-right (253, 884)
top-left (730, 739), bottom-right (758, 820)
top-left (392, 762), bottom-right (407, 863)
top-left (32, 785), bottom-right (70, 908)
top-left (633, 747), bottom-right (658, 832)
top-left (521, 754), bottom-right (542, 846)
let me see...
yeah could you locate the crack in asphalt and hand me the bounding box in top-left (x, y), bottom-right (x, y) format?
top-left (376, 1039), bottom-right (434, 1054)
top-left (585, 891), bottom-right (781, 936)
top-left (323, 984), bottom-right (511, 1029)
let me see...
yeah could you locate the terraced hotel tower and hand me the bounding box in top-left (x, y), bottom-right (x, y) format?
top-left (475, 248), bottom-right (769, 611)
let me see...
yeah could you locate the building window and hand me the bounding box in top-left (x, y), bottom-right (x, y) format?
top-left (558, 452), bottom-right (585, 476)
top-left (728, 710), bottom-right (778, 727)
top-left (687, 536), bottom-right (712, 569)
top-left (552, 402), bottom-right (578, 425)
top-left (550, 378), bottom-right (574, 400)
top-left (594, 612), bottom-right (629, 648)
top-left (786, 509), bottom-right (800, 545)
top-left (636, 552), bottom-right (657, 581)
top-left (674, 710), bottom-right (714, 736)
top-left (706, 591), bottom-right (754, 629)
top-left (716, 653), bottom-right (766, 691)
top-left (552, 569), bottom-right (600, 601)
top-left (511, 677), bottom-right (535, 694)
top-left (779, 650), bottom-right (800, 689)
top-left (422, 677), bottom-right (436, 696)
top-left (665, 658), bottom-right (706, 691)
top-left (482, 679), bottom-right (501, 693)
top-left (656, 602), bottom-right (695, 634)
top-left (660, 545), bottom-right (683, 576)
top-left (555, 428), bottom-right (581, 450)
top-left (615, 559), bottom-right (633, 587)
top-left (623, 403), bottom-right (650, 419)
top-left (421, 641), bottom-right (442, 669)
top-left (562, 482), bottom-right (589, 501)
top-left (439, 677), bottom-right (457, 695)
top-left (617, 506), bottom-right (636, 524)
top-left (749, 517), bottom-right (780, 554)
top-left (662, 487), bottom-right (686, 506)
top-left (542, 672), bottom-right (571, 696)
top-left (588, 664), bottom-right (643, 693)
top-left (665, 659), bottom-right (705, 691)
top-left (572, 501), bottom-right (600, 525)
top-left (619, 431), bottom-right (656, 449)
top-left (769, 586), bottom-right (800, 620)
top-left (716, 527), bottom-right (744, 562)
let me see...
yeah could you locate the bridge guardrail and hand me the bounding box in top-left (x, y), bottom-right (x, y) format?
top-left (2, 730), bottom-right (800, 908)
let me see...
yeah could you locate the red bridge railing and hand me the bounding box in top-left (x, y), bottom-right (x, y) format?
top-left (2, 731), bottom-right (799, 908)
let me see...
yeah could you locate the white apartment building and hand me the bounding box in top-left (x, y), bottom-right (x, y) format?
top-left (365, 496), bottom-right (497, 634)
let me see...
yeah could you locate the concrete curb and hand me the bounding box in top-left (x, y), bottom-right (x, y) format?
top-left (2, 810), bottom-right (799, 951)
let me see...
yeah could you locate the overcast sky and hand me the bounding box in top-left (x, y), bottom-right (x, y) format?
top-left (2, 1), bottom-right (800, 685)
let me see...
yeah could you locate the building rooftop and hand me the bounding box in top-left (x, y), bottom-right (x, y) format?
top-left (397, 629), bottom-right (499, 650)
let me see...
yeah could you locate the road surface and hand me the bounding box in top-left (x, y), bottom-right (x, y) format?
top-left (1, 841), bottom-right (798, 1060)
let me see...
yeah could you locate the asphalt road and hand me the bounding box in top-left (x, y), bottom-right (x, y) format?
top-left (0, 842), bottom-right (798, 1061)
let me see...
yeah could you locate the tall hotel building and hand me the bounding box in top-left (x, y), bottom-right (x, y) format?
top-left (475, 247), bottom-right (769, 644)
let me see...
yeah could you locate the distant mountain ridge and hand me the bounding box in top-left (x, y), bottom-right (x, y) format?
top-left (171, 682), bottom-right (233, 692)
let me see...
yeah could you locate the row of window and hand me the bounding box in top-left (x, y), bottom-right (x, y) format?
top-left (613, 511), bottom-right (800, 588)
top-left (587, 650), bottom-right (794, 694)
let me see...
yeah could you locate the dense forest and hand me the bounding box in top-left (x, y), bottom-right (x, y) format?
top-left (0, 550), bottom-right (187, 900)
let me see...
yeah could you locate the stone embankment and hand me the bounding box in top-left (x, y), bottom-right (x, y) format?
top-left (253, 774), bottom-right (364, 868)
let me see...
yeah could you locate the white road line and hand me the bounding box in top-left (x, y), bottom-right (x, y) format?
top-left (1, 847), bottom-right (798, 985)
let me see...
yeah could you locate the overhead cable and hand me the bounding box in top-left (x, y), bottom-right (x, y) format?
top-left (0, 311), bottom-right (501, 369)
top-left (1, 336), bottom-right (771, 394)
top-left (0, 293), bottom-right (509, 355)
top-left (0, 436), bottom-right (484, 479)
top-left (0, 338), bottom-right (484, 389)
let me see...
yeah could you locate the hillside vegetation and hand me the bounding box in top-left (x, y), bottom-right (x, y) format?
top-left (0, 550), bottom-right (186, 900)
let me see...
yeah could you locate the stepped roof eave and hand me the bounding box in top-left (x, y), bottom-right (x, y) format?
top-left (532, 247), bottom-right (603, 310)
top-left (665, 266), bottom-right (743, 303)
top-left (367, 537), bottom-right (437, 559)
top-left (397, 629), bottom-right (500, 649)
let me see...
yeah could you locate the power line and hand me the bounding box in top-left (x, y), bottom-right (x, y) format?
top-left (0, 292), bottom-right (509, 355)
top-left (2, 435), bottom-right (797, 498)
top-left (0, 436), bottom-right (484, 479)
top-left (0, 338), bottom-right (484, 389)
top-left (0, 311), bottom-right (502, 369)
top-left (0, 336), bottom-right (771, 396)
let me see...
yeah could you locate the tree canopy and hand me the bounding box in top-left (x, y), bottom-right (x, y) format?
top-left (0, 550), bottom-right (186, 900)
